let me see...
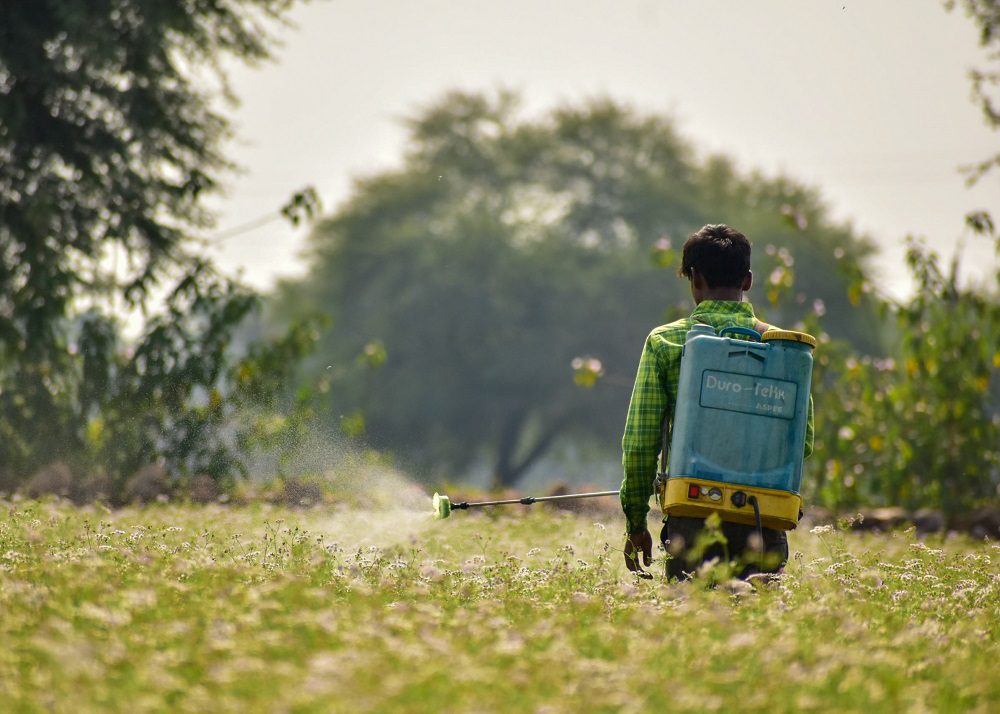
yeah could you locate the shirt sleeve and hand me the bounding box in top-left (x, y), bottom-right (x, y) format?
top-left (620, 334), bottom-right (670, 534)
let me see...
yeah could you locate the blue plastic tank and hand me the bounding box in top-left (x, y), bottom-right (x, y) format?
top-left (667, 324), bottom-right (815, 495)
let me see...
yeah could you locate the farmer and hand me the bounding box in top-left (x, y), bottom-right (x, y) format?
top-left (620, 223), bottom-right (814, 580)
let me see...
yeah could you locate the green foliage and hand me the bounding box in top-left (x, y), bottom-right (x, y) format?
top-left (0, 0), bottom-right (298, 361)
top-left (274, 91), bottom-right (877, 486)
top-left (78, 263), bottom-right (261, 493)
top-left (945, 0), bottom-right (1000, 182)
top-left (1, 502), bottom-right (998, 711)
top-left (0, 1), bottom-right (317, 499)
top-left (0, 262), bottom-right (321, 501)
top-left (807, 234), bottom-right (1000, 516)
top-left (280, 186), bottom-right (323, 227)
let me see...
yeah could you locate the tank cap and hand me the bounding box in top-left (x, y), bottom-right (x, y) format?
top-left (760, 329), bottom-right (817, 348)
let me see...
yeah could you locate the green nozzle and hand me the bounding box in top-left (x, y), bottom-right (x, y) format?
top-left (433, 492), bottom-right (451, 519)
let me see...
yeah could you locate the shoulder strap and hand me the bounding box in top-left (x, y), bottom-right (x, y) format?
top-left (696, 316), bottom-right (772, 335)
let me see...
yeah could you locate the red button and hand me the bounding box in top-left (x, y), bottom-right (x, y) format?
top-left (687, 484), bottom-right (700, 499)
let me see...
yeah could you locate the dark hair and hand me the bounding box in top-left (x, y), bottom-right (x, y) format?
top-left (679, 224), bottom-right (751, 288)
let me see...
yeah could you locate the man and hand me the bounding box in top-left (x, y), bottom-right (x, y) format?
top-left (620, 223), bottom-right (813, 580)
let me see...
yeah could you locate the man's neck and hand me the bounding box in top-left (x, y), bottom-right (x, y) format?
top-left (694, 289), bottom-right (744, 304)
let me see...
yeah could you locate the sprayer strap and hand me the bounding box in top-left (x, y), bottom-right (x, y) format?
top-left (694, 317), bottom-right (771, 336)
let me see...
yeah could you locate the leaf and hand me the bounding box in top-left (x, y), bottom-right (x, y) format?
top-left (965, 210), bottom-right (995, 236)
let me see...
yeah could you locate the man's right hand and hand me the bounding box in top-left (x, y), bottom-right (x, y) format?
top-left (624, 529), bottom-right (653, 578)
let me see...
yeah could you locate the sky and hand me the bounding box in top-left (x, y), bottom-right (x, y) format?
top-left (206, 0), bottom-right (998, 300)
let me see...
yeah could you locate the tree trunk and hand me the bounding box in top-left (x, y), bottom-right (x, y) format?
top-left (492, 410), bottom-right (571, 489)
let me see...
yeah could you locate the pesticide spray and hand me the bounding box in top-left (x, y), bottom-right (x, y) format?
top-left (248, 426), bottom-right (442, 548)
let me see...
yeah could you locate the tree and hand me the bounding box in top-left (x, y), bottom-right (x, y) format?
top-left (0, 0), bottom-right (296, 358)
top-left (0, 1), bottom-right (316, 495)
top-left (946, 0), bottom-right (1000, 183)
top-left (274, 91), bottom-right (878, 487)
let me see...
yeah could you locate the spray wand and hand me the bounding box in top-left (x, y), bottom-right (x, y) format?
top-left (433, 490), bottom-right (619, 519)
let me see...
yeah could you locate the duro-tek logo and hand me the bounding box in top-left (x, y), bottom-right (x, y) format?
top-left (699, 370), bottom-right (797, 419)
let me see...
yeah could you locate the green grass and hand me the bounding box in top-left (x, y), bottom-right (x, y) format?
top-left (1, 499), bottom-right (997, 713)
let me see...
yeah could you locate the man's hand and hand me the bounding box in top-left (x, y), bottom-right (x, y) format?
top-left (624, 529), bottom-right (653, 578)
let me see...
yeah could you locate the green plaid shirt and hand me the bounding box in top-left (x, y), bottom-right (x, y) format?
top-left (620, 300), bottom-right (815, 534)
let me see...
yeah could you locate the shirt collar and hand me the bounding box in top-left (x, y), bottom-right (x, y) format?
top-left (690, 300), bottom-right (755, 318)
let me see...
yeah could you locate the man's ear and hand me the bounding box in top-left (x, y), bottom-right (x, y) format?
top-left (690, 268), bottom-right (706, 291)
top-left (742, 271), bottom-right (753, 292)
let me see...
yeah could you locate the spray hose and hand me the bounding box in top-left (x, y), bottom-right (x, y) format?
top-left (433, 490), bottom-right (620, 519)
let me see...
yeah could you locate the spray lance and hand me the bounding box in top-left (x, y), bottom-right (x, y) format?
top-left (432, 489), bottom-right (619, 519)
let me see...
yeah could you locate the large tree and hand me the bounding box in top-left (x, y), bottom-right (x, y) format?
top-left (275, 91), bottom-right (879, 487)
top-left (0, 0), bottom-right (296, 356)
top-left (0, 1), bottom-right (310, 492)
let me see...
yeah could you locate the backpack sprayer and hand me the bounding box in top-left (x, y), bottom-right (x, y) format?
top-left (433, 324), bottom-right (815, 530)
top-left (433, 490), bottom-right (619, 519)
top-left (659, 325), bottom-right (816, 531)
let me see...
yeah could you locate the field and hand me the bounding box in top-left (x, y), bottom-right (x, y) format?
top-left (1, 496), bottom-right (998, 713)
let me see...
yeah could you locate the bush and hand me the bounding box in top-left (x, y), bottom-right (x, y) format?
top-left (808, 234), bottom-right (1000, 517)
top-left (0, 263), bottom-right (321, 504)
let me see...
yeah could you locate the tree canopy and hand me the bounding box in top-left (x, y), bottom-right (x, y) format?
top-left (0, 0), bottom-right (295, 358)
top-left (0, 0), bottom-right (313, 497)
top-left (274, 91), bottom-right (880, 487)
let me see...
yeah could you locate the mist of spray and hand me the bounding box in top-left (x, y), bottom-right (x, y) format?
top-left (243, 423), bottom-right (438, 549)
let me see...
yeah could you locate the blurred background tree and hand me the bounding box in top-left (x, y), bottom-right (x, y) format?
top-left (0, 0), bottom-right (314, 497)
top-left (0, 0), bottom-right (298, 352)
top-left (271, 91), bottom-right (879, 488)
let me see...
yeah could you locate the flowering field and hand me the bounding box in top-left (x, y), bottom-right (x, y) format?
top-left (1, 500), bottom-right (997, 713)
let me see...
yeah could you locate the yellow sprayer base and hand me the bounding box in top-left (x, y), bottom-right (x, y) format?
top-left (660, 477), bottom-right (802, 531)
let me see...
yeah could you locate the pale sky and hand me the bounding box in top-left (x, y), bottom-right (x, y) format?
top-left (206, 0), bottom-right (998, 300)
